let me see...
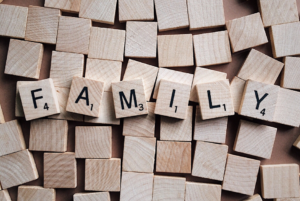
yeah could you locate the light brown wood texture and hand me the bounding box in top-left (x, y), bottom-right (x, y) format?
top-left (25, 6), bottom-right (60, 44)
top-left (226, 13), bottom-right (268, 53)
top-left (156, 141), bottom-right (191, 173)
top-left (119, 0), bottom-right (154, 22)
top-left (243, 194), bottom-right (262, 201)
top-left (281, 57), bottom-right (300, 90)
top-left (19, 78), bottom-right (60, 121)
top-left (260, 164), bottom-right (300, 199)
top-left (5, 39), bottom-right (43, 79)
top-left (66, 77), bottom-right (104, 117)
top-left (185, 182), bottom-right (222, 201)
top-left (192, 141), bottom-right (228, 181)
top-left (56, 16), bottom-right (91, 55)
top-left (0, 4), bottom-right (28, 39)
top-left (120, 172), bottom-right (153, 201)
top-left (29, 119), bottom-right (68, 152)
top-left (18, 186), bottom-right (55, 201)
top-left (44, 0), bottom-right (81, 13)
top-left (230, 76), bottom-right (246, 113)
top-left (44, 152), bottom-right (77, 188)
top-left (157, 34), bottom-right (194, 67)
top-left (85, 158), bottom-right (121, 192)
top-left (0, 190), bottom-right (11, 201)
top-left (233, 120), bottom-right (277, 159)
top-left (0, 149), bottom-right (38, 189)
top-left (0, 105), bottom-right (5, 124)
top-left (193, 30), bottom-right (231, 67)
top-left (222, 154), bottom-right (260, 195)
top-left (123, 136), bottom-right (156, 173)
top-left (293, 134), bottom-right (300, 150)
top-left (75, 126), bottom-right (112, 159)
top-left (275, 199), bottom-right (300, 201)
top-left (15, 81), bottom-right (35, 117)
top-left (74, 192), bottom-right (110, 201)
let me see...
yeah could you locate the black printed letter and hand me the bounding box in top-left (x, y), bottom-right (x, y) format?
top-left (75, 87), bottom-right (89, 106)
top-left (119, 89), bottom-right (137, 110)
top-left (207, 90), bottom-right (220, 109)
top-left (169, 89), bottom-right (176, 108)
top-left (254, 90), bottom-right (268, 110)
top-left (31, 89), bottom-right (43, 109)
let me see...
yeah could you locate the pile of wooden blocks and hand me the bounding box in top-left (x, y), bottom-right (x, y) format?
top-left (0, 0), bottom-right (300, 200)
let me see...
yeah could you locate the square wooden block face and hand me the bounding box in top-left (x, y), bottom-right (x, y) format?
top-left (281, 57), bottom-right (300, 90)
top-left (226, 13), bottom-right (268, 53)
top-left (15, 81), bottom-right (35, 117)
top-left (230, 77), bottom-right (246, 113)
top-left (5, 39), bottom-right (43, 79)
top-left (234, 120), bottom-right (277, 159)
top-left (244, 194), bottom-right (263, 201)
top-left (45, 0), bottom-right (81, 13)
top-left (0, 190), bottom-right (11, 201)
top-left (222, 154), bottom-right (260, 195)
top-left (119, 0), bottom-right (154, 22)
top-left (153, 176), bottom-right (186, 201)
top-left (156, 141), bottom-right (191, 173)
top-left (261, 164), bottom-right (299, 199)
top-left (74, 192), bottom-right (110, 201)
top-left (157, 34), bottom-right (194, 67)
top-left (44, 152), bottom-right (77, 188)
top-left (85, 159), bottom-right (121, 192)
top-left (185, 182), bottom-right (222, 201)
top-left (56, 16), bottom-right (91, 55)
top-left (18, 186), bottom-right (55, 201)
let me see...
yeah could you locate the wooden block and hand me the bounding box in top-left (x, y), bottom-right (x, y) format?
top-left (233, 120), bottom-right (277, 159)
top-left (19, 78), bottom-right (60, 121)
top-left (66, 77), bottom-right (104, 117)
top-left (123, 59), bottom-right (158, 101)
top-left (25, 6), bottom-right (60, 44)
top-left (243, 194), bottom-right (263, 201)
top-left (226, 13), bottom-right (268, 53)
top-left (275, 199), bottom-right (300, 201)
top-left (0, 4), bottom-right (28, 39)
top-left (119, 0), bottom-right (154, 22)
top-left (0, 150), bottom-right (38, 189)
top-left (0, 105), bottom-right (5, 124)
top-left (85, 159), bottom-right (121, 192)
top-left (85, 58), bottom-right (122, 92)
top-left (49, 51), bottom-right (84, 88)
top-left (112, 79), bottom-right (148, 118)
top-left (156, 141), bottom-right (191, 173)
top-left (5, 39), bottom-right (43, 79)
top-left (230, 77), bottom-right (246, 113)
top-left (196, 79), bottom-right (234, 120)
top-left (45, 0), bottom-right (81, 13)
top-left (15, 81), bottom-right (35, 117)
top-left (294, 134), bottom-right (300, 149)
top-left (160, 106), bottom-right (193, 141)
top-left (185, 182), bottom-right (222, 201)
top-left (260, 164), bottom-right (299, 199)
top-left (157, 34), bottom-right (194, 67)
top-left (29, 119), bottom-right (68, 152)
top-left (193, 30), bottom-right (231, 67)
top-left (56, 16), bottom-right (91, 55)
top-left (44, 152), bottom-right (77, 188)
top-left (192, 141), bottom-right (228, 181)
top-left (281, 57), bottom-right (300, 90)
top-left (75, 126), bottom-right (112, 159)
top-left (74, 192), bottom-right (110, 201)
top-left (88, 27), bottom-right (126, 61)
top-left (222, 154), bottom-right (260, 195)
top-left (0, 190), bottom-right (11, 201)
top-left (18, 186), bottom-right (55, 201)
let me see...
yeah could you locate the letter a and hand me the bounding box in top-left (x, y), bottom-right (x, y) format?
top-left (75, 87), bottom-right (89, 106)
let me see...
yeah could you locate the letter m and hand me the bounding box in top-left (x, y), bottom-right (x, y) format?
top-left (119, 89), bottom-right (137, 110)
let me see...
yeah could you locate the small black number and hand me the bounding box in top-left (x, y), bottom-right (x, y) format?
top-left (260, 109), bottom-right (266, 116)
top-left (91, 104), bottom-right (93, 111)
top-left (223, 104), bottom-right (226, 111)
top-left (44, 103), bottom-right (49, 110)
top-left (139, 104), bottom-right (144, 111)
top-left (175, 106), bottom-right (178, 113)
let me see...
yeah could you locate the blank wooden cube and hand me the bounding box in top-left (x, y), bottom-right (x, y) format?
top-left (0, 190), bottom-right (11, 201)
top-left (45, 0), bottom-right (81, 13)
top-left (18, 186), bottom-right (55, 201)
top-left (223, 154), bottom-right (260, 195)
top-left (0, 105), bottom-right (5, 124)
top-left (156, 141), bottom-right (191, 173)
top-left (119, 0), bottom-right (154, 22)
top-left (15, 81), bottom-right (35, 117)
top-left (153, 176), bottom-right (186, 201)
top-left (25, 6), bottom-right (60, 44)
top-left (44, 152), bottom-right (76, 188)
top-left (230, 77), bottom-right (246, 113)
top-left (85, 159), bottom-right (121, 192)
top-left (5, 39), bottom-right (43, 79)
top-left (226, 13), bottom-right (268, 52)
top-left (243, 194), bottom-right (263, 201)
top-left (0, 150), bottom-right (38, 189)
top-left (185, 182), bottom-right (222, 201)
top-left (281, 57), bottom-right (300, 90)
top-left (234, 120), bottom-right (277, 159)
top-left (74, 192), bottom-right (110, 201)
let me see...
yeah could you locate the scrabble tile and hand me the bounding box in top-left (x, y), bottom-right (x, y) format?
top-left (160, 106), bottom-right (193, 141)
top-left (120, 172), bottom-right (153, 201)
top-left (75, 126), bottom-right (112, 159)
top-left (226, 13), bottom-right (268, 53)
top-left (192, 141), bottom-right (228, 181)
top-left (15, 81), bottom-right (35, 117)
top-left (44, 152), bottom-right (77, 188)
top-left (119, 0), bottom-right (154, 22)
top-left (56, 16), bottom-right (91, 55)
top-left (112, 79), bottom-right (148, 118)
top-left (19, 79), bottom-right (60, 121)
top-left (193, 31), bottom-right (231, 67)
top-left (85, 58), bottom-right (122, 92)
top-left (79, 0), bottom-right (117, 24)
top-left (49, 51), bottom-right (84, 88)
top-left (85, 159), bottom-right (121, 192)
top-left (222, 154), bottom-right (260, 195)
top-left (0, 105), bottom-right (5, 124)
top-left (66, 77), bottom-right (104, 117)
top-left (243, 194), bottom-right (263, 201)
top-left (275, 199), bottom-right (300, 201)
top-left (196, 79), bottom-right (234, 120)
top-left (45, 0), bottom-right (81, 13)
top-left (5, 39), bottom-right (43, 79)
top-left (156, 141), bottom-right (191, 173)
top-left (154, 0), bottom-right (189, 31)
top-left (294, 134), bottom-right (300, 149)
top-left (29, 119), bottom-right (68, 152)
top-left (185, 182), bottom-right (222, 201)
top-left (74, 192), bottom-right (110, 201)
top-left (0, 4), bottom-right (28, 39)
top-left (230, 77), bottom-right (246, 113)
top-left (233, 120), bottom-right (277, 159)
top-left (260, 164), bottom-right (299, 199)
top-left (0, 150), bottom-right (38, 189)
top-left (158, 34), bottom-right (194, 67)
top-left (281, 57), bottom-right (300, 90)
top-left (0, 190), bottom-right (11, 201)
top-left (123, 60), bottom-right (158, 101)
top-left (88, 27), bottom-right (126, 61)
top-left (18, 186), bottom-right (55, 201)
top-left (25, 6), bottom-right (60, 44)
